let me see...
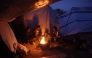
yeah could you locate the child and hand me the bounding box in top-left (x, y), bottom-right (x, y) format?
top-left (52, 26), bottom-right (60, 42)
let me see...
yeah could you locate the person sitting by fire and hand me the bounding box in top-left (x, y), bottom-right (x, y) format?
top-left (25, 27), bottom-right (32, 43)
top-left (52, 26), bottom-right (60, 42)
top-left (47, 33), bottom-right (52, 42)
top-left (34, 25), bottom-right (42, 39)
top-left (44, 32), bottom-right (51, 42)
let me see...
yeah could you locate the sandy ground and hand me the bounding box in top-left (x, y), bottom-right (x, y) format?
top-left (22, 39), bottom-right (92, 58)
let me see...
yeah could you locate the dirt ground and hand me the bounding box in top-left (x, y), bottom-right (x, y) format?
top-left (22, 39), bottom-right (92, 58)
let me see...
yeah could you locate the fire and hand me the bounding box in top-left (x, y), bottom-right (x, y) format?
top-left (35, 0), bottom-right (49, 8)
top-left (40, 36), bottom-right (47, 44)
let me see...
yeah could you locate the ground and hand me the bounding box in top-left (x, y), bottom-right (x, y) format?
top-left (21, 39), bottom-right (92, 58)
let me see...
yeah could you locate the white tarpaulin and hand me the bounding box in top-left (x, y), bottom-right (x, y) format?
top-left (58, 7), bottom-right (92, 36)
top-left (24, 6), bottom-right (56, 35)
top-left (0, 23), bottom-right (18, 53)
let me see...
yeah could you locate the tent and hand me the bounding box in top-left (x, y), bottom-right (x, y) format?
top-left (0, 5), bottom-right (57, 54)
top-left (24, 5), bottom-right (56, 35)
top-left (0, 0), bottom-right (59, 22)
top-left (0, 23), bottom-right (18, 53)
top-left (0, 0), bottom-right (59, 54)
top-left (58, 7), bottom-right (92, 36)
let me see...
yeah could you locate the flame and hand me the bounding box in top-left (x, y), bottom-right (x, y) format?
top-left (40, 36), bottom-right (47, 44)
top-left (35, 0), bottom-right (49, 8)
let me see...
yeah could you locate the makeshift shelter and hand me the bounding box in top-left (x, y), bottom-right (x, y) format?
top-left (0, 0), bottom-right (59, 54)
top-left (58, 7), bottom-right (92, 36)
top-left (24, 6), bottom-right (56, 35)
top-left (0, 0), bottom-right (59, 22)
top-left (0, 23), bottom-right (18, 53)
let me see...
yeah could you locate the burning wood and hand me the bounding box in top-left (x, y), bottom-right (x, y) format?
top-left (40, 36), bottom-right (48, 44)
top-left (39, 36), bottom-right (50, 49)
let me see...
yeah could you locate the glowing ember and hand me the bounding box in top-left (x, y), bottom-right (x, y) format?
top-left (35, 0), bottom-right (49, 8)
top-left (40, 36), bottom-right (47, 44)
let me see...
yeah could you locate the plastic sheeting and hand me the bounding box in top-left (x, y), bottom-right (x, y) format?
top-left (24, 6), bottom-right (56, 35)
top-left (58, 7), bottom-right (92, 36)
top-left (0, 23), bottom-right (18, 53)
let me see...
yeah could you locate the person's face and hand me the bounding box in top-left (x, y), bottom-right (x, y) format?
top-left (38, 27), bottom-right (40, 30)
top-left (53, 28), bottom-right (55, 31)
top-left (28, 29), bottom-right (30, 32)
top-left (44, 33), bottom-right (47, 36)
